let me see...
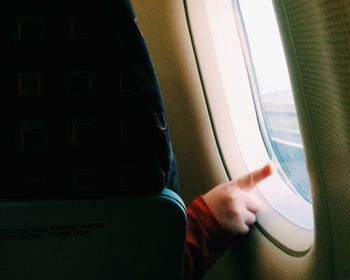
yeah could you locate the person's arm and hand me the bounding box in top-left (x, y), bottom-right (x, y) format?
top-left (184, 195), bottom-right (231, 279)
top-left (183, 163), bottom-right (274, 279)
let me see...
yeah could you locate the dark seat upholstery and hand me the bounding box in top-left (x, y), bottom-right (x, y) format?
top-left (0, 0), bottom-right (186, 279)
top-left (0, 0), bottom-right (178, 199)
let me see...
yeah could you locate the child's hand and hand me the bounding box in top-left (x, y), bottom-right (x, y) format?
top-left (203, 163), bottom-right (274, 235)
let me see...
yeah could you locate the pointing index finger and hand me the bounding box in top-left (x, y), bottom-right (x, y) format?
top-left (235, 163), bottom-right (274, 192)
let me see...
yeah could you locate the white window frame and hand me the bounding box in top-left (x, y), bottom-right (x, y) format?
top-left (185, 0), bottom-right (314, 253)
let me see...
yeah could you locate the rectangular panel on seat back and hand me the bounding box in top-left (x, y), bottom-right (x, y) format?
top-left (0, 189), bottom-right (187, 280)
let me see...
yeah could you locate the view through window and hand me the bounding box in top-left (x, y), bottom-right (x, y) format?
top-left (236, 0), bottom-right (312, 203)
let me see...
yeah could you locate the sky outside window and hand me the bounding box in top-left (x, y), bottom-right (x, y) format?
top-left (237, 0), bottom-right (312, 202)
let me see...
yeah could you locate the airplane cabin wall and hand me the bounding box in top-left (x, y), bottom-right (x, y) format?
top-left (131, 0), bottom-right (349, 279)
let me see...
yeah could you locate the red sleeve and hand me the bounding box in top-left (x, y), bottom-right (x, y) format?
top-left (183, 195), bottom-right (231, 280)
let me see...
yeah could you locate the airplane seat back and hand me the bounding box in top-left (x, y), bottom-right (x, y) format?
top-left (0, 0), bottom-right (187, 279)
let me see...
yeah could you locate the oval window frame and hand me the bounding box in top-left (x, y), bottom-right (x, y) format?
top-left (185, 0), bottom-right (314, 254)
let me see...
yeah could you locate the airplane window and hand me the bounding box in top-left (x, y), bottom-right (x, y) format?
top-left (187, 0), bottom-right (314, 234)
top-left (236, 0), bottom-right (312, 203)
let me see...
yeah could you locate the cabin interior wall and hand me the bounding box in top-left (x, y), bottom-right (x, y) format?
top-left (131, 0), bottom-right (334, 279)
